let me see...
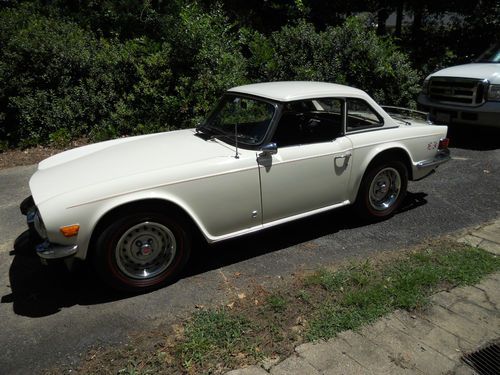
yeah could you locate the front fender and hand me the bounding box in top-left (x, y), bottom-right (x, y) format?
top-left (67, 190), bottom-right (207, 260)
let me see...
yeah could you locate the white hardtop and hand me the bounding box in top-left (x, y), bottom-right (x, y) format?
top-left (228, 81), bottom-right (366, 102)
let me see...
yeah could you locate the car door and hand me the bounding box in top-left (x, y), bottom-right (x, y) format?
top-left (258, 98), bottom-right (353, 224)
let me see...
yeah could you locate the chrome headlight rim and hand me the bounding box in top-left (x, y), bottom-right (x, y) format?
top-left (33, 209), bottom-right (48, 239)
top-left (487, 84), bottom-right (500, 102)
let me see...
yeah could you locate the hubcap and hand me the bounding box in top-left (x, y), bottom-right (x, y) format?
top-left (115, 221), bottom-right (176, 280)
top-left (369, 167), bottom-right (401, 211)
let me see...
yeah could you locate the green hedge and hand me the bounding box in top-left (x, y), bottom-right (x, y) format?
top-left (0, 4), bottom-right (420, 149)
top-left (253, 18), bottom-right (420, 107)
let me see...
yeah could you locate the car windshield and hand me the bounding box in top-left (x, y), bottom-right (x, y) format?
top-left (199, 95), bottom-right (276, 146)
top-left (475, 44), bottom-right (500, 63)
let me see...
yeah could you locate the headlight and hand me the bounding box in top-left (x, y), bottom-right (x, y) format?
top-left (34, 210), bottom-right (48, 239)
top-left (487, 84), bottom-right (500, 101)
top-left (422, 78), bottom-right (430, 95)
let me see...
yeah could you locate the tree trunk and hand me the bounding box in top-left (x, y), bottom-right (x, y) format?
top-left (395, 2), bottom-right (403, 37)
top-left (412, 6), bottom-right (423, 38)
top-left (377, 8), bottom-right (389, 35)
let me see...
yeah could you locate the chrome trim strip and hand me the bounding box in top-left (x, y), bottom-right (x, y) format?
top-left (346, 125), bottom-right (399, 135)
top-left (206, 200), bottom-right (351, 243)
top-left (381, 106), bottom-right (429, 117)
top-left (36, 241), bottom-right (79, 260)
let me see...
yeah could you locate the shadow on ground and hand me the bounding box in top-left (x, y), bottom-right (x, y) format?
top-left (447, 125), bottom-right (500, 151)
top-left (1, 192), bottom-right (427, 318)
top-left (0, 231), bottom-right (126, 317)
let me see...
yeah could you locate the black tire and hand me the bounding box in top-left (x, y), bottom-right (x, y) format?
top-left (94, 210), bottom-right (191, 293)
top-left (355, 159), bottom-right (408, 220)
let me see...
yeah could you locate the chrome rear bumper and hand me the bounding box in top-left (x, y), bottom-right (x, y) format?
top-left (417, 149), bottom-right (451, 169)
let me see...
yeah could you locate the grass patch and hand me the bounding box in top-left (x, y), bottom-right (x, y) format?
top-left (266, 294), bottom-right (288, 313)
top-left (177, 309), bottom-right (257, 373)
top-left (306, 244), bottom-right (499, 340)
top-left (68, 240), bottom-right (499, 375)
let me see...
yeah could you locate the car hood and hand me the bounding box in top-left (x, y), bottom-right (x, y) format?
top-left (30, 129), bottom-right (235, 205)
top-left (427, 63), bottom-right (500, 83)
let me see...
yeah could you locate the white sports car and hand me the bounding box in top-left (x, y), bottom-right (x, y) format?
top-left (21, 82), bottom-right (450, 292)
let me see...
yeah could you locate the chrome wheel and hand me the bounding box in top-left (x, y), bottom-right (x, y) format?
top-left (368, 167), bottom-right (401, 211)
top-left (115, 221), bottom-right (176, 280)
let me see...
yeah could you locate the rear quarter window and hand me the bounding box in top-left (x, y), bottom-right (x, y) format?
top-left (346, 98), bottom-right (384, 132)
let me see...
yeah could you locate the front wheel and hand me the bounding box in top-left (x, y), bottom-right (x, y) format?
top-left (94, 211), bottom-right (191, 293)
top-left (356, 160), bottom-right (408, 220)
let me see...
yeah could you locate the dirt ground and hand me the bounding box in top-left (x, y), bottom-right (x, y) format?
top-left (0, 140), bottom-right (88, 170)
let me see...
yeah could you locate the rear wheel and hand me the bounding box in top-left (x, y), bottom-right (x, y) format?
top-left (356, 160), bottom-right (408, 220)
top-left (94, 210), bottom-right (191, 292)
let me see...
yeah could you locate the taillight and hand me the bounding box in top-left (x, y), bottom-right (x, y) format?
top-left (438, 138), bottom-right (449, 149)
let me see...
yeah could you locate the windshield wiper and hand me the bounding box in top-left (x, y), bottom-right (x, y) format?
top-left (235, 133), bottom-right (258, 144)
top-left (198, 125), bottom-right (232, 141)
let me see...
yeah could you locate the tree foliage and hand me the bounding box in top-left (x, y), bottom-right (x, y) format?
top-left (0, 0), bottom-right (497, 148)
top-left (254, 18), bottom-right (419, 106)
top-left (0, 2), bottom-right (247, 146)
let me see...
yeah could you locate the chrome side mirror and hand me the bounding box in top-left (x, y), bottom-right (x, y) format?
top-left (259, 142), bottom-right (278, 157)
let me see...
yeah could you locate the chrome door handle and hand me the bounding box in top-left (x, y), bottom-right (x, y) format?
top-left (334, 152), bottom-right (352, 159)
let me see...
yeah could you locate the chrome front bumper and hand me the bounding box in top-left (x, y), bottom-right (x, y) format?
top-left (21, 196), bottom-right (78, 261)
top-left (35, 240), bottom-right (78, 260)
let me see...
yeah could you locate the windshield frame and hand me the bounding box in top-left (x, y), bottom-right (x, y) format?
top-left (198, 93), bottom-right (279, 150)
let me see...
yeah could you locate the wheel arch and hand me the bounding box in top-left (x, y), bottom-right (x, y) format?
top-left (351, 146), bottom-right (413, 203)
top-left (86, 198), bottom-right (204, 261)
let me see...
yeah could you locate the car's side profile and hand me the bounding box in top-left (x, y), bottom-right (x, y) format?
top-left (22, 82), bottom-right (450, 292)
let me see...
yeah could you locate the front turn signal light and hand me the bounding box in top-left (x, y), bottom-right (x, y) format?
top-left (60, 224), bottom-right (80, 237)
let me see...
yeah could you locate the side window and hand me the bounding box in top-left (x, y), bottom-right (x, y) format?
top-left (346, 98), bottom-right (383, 131)
top-left (272, 98), bottom-right (343, 147)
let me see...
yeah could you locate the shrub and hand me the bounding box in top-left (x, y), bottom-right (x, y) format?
top-left (87, 38), bottom-right (178, 141)
top-left (269, 21), bottom-right (341, 82)
top-left (0, 5), bottom-right (99, 147)
top-left (0, 4), bottom-right (421, 149)
top-left (326, 17), bottom-right (420, 107)
top-left (251, 18), bottom-right (420, 107)
top-left (0, 3), bottom-right (247, 147)
top-left (169, 3), bottom-right (248, 125)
